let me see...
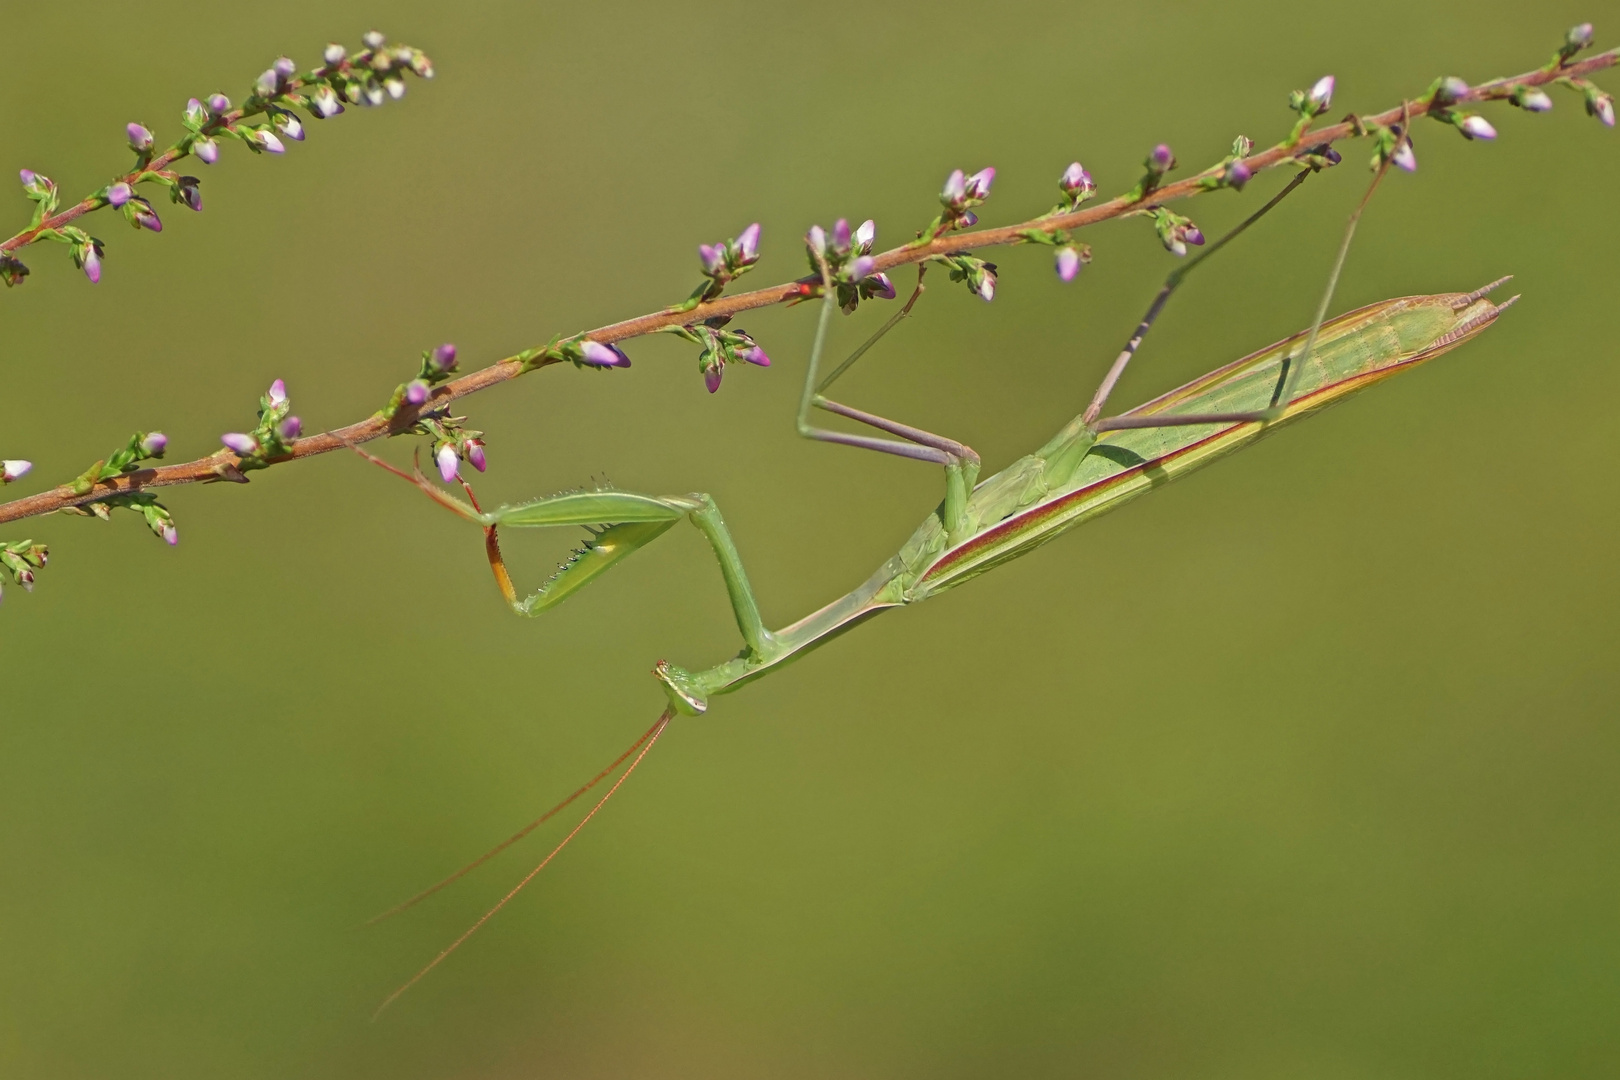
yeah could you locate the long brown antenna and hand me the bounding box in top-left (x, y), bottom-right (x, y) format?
top-left (365, 713), bottom-right (669, 926)
top-left (372, 708), bottom-right (674, 1019)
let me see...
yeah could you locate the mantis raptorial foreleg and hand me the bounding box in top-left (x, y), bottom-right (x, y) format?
top-left (346, 446), bottom-right (779, 658)
top-left (796, 264), bottom-right (982, 544)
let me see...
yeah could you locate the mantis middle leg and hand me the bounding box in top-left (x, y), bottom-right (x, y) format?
top-left (796, 264), bottom-right (982, 546)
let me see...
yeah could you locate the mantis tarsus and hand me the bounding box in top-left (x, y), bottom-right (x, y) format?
top-left (360, 161), bottom-right (1518, 1013)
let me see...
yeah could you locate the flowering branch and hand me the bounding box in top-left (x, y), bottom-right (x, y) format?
top-left (0, 26), bottom-right (1614, 602)
top-left (0, 29), bottom-right (434, 287)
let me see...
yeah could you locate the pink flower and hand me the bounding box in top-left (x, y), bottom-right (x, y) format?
top-left (436, 443), bottom-right (460, 483)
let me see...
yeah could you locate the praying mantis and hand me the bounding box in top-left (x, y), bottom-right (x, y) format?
top-left (359, 162), bottom-right (1518, 1012)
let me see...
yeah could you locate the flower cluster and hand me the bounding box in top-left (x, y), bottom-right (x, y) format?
top-left (936, 253), bottom-right (998, 301)
top-left (220, 379), bottom-right (302, 468)
top-left (1285, 75), bottom-right (1337, 145)
top-left (673, 223), bottom-right (762, 311)
top-left (918, 167), bottom-right (994, 243)
top-left (2, 30), bottom-right (432, 289)
top-left (405, 413), bottom-right (485, 483)
top-left (382, 343), bottom-right (460, 420)
top-left (1425, 76), bottom-right (1499, 141)
top-left (0, 540), bottom-right (49, 602)
top-left (805, 217), bottom-right (897, 312)
top-left (1145, 207), bottom-right (1206, 257)
top-left (51, 432), bottom-right (176, 544)
top-left (1550, 25), bottom-right (1616, 126)
top-left (665, 320), bottom-right (771, 393)
top-left (1369, 123), bottom-right (1419, 173)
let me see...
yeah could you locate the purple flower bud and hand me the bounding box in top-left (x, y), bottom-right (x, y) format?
top-left (184, 98), bottom-right (208, 126)
top-left (1459, 114), bottom-right (1497, 140)
top-left (832, 218), bottom-right (851, 253)
top-left (1055, 246), bottom-right (1082, 282)
top-left (133, 204), bottom-right (162, 233)
top-left (698, 243), bottom-right (725, 275)
top-left (384, 76), bottom-right (407, 100)
top-left (958, 210), bottom-right (978, 228)
top-left (273, 112), bottom-right (305, 141)
top-left (849, 255), bottom-right (875, 281)
top-left (221, 433), bottom-right (258, 455)
top-left (324, 43), bottom-right (347, 65)
top-left (1592, 92), bottom-right (1616, 127)
top-left (466, 439), bottom-right (487, 472)
top-left (140, 432), bottom-right (168, 456)
top-left (941, 168), bottom-right (966, 207)
top-left (1307, 75), bottom-right (1335, 112)
top-left (1435, 76), bottom-right (1470, 105)
top-left (177, 177), bottom-right (202, 212)
top-left (853, 219), bottom-right (875, 254)
top-left (1, 460), bottom-right (32, 482)
top-left (739, 345), bottom-right (770, 367)
top-left (363, 29), bottom-right (386, 49)
top-left (1517, 87), bottom-right (1554, 112)
top-left (107, 182), bottom-right (133, 207)
top-left (964, 167), bottom-right (995, 200)
top-left (704, 364), bottom-right (723, 393)
top-left (405, 379), bottom-right (430, 405)
top-left (274, 56), bottom-right (297, 78)
top-left (162, 524), bottom-right (178, 546)
top-left (976, 270), bottom-right (996, 302)
top-left (1150, 143), bottom-right (1175, 170)
top-left (127, 122), bottom-right (154, 151)
top-left (278, 416), bottom-right (302, 441)
top-left (311, 86), bottom-right (344, 118)
top-left (207, 93), bottom-right (231, 116)
top-left (1568, 23), bottom-right (1595, 48)
top-left (1391, 140), bottom-right (1418, 172)
top-left (362, 78), bottom-right (386, 107)
top-left (81, 245), bottom-right (102, 284)
top-left (251, 129), bottom-right (286, 154)
top-left (18, 568), bottom-right (34, 592)
top-left (430, 343), bottom-right (458, 372)
top-left (268, 379), bottom-right (288, 405)
top-left (1059, 161), bottom-right (1095, 197)
top-left (866, 272), bottom-right (896, 300)
top-left (736, 221), bottom-right (760, 263)
top-left (194, 137), bottom-right (219, 164)
top-left (1181, 223), bottom-right (1205, 246)
top-left (256, 69), bottom-right (280, 96)
top-left (578, 340), bottom-right (629, 368)
top-left (806, 224), bottom-right (827, 255)
top-left (436, 442), bottom-right (459, 482)
top-left (18, 169), bottom-right (35, 187)
top-left (1226, 159), bottom-right (1253, 189)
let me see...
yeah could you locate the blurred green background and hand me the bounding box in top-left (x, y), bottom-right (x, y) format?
top-left (2, 1), bottom-right (1617, 1076)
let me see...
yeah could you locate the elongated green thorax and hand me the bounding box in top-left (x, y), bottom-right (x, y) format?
top-left (656, 286), bottom-right (1514, 716)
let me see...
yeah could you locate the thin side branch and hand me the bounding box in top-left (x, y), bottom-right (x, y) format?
top-left (1, 48), bottom-right (1613, 528)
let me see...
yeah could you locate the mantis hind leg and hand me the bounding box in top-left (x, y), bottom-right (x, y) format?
top-left (796, 264), bottom-right (980, 544)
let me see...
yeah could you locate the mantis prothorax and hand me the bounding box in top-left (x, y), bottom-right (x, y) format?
top-left (361, 155), bottom-right (1517, 1013)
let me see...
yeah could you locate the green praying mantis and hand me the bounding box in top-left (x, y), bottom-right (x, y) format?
top-left (359, 161), bottom-right (1519, 1012)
